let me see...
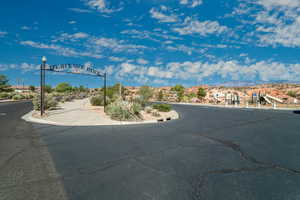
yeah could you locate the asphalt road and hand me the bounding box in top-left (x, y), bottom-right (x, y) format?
top-left (0, 101), bottom-right (67, 200)
top-left (2, 102), bottom-right (300, 200)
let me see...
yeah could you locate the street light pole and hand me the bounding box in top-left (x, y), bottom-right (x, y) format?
top-left (41, 56), bottom-right (47, 116)
top-left (103, 72), bottom-right (107, 110)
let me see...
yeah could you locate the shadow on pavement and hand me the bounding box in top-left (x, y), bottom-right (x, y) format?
top-left (293, 110), bottom-right (300, 114)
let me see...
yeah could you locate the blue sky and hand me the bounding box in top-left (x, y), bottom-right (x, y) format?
top-left (0, 0), bottom-right (300, 87)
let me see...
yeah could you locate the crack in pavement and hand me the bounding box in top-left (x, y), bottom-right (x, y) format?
top-left (190, 166), bottom-right (272, 200)
top-left (0, 175), bottom-right (64, 191)
top-left (75, 144), bottom-right (183, 176)
top-left (201, 135), bottom-right (300, 174)
top-left (0, 147), bottom-right (28, 171)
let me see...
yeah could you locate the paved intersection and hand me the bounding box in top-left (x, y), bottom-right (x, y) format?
top-left (1, 102), bottom-right (300, 200)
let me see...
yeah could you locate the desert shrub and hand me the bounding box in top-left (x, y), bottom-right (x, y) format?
top-left (90, 96), bottom-right (103, 106)
top-left (62, 95), bottom-right (75, 102)
top-left (24, 94), bottom-right (34, 99)
top-left (132, 102), bottom-right (142, 115)
top-left (152, 104), bottom-right (172, 112)
top-left (12, 94), bottom-right (25, 100)
top-left (287, 91), bottom-right (297, 98)
top-left (0, 92), bottom-right (9, 99)
top-left (105, 100), bottom-right (141, 121)
top-left (32, 94), bottom-right (58, 111)
top-left (152, 111), bottom-right (161, 117)
top-left (145, 106), bottom-right (153, 114)
top-left (90, 95), bottom-right (108, 106)
top-left (76, 92), bottom-right (87, 99)
top-left (138, 86), bottom-right (153, 106)
top-left (53, 95), bottom-right (64, 102)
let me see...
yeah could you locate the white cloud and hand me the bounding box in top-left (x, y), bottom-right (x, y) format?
top-left (68, 21), bottom-right (77, 24)
top-left (20, 63), bottom-right (39, 72)
top-left (84, 0), bottom-right (122, 13)
top-left (254, 0), bottom-right (300, 47)
top-left (109, 56), bottom-right (125, 62)
top-left (20, 40), bottom-right (102, 58)
top-left (150, 7), bottom-right (178, 23)
top-left (165, 44), bottom-right (207, 55)
top-left (112, 59), bottom-right (300, 83)
top-left (258, 0), bottom-right (300, 9)
top-left (0, 31), bottom-right (7, 37)
top-left (180, 0), bottom-right (203, 8)
top-left (68, 8), bottom-right (92, 13)
top-left (89, 37), bottom-right (148, 53)
top-left (21, 26), bottom-right (31, 30)
top-left (136, 58), bottom-right (148, 65)
top-left (173, 17), bottom-right (228, 36)
top-left (0, 63), bottom-right (38, 72)
top-left (53, 32), bottom-right (90, 42)
top-left (50, 32), bottom-right (148, 54)
top-left (233, 0), bottom-right (300, 47)
top-left (120, 63), bottom-right (137, 74)
top-left (121, 29), bottom-right (181, 42)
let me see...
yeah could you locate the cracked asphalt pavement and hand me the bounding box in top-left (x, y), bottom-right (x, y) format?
top-left (1, 102), bottom-right (300, 200)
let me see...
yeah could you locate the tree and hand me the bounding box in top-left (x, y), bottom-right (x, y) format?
top-left (55, 83), bottom-right (73, 93)
top-left (104, 83), bottom-right (126, 101)
top-left (79, 85), bottom-right (88, 92)
top-left (287, 91), bottom-right (297, 98)
top-left (158, 90), bottom-right (164, 101)
top-left (138, 86), bottom-right (153, 106)
top-left (197, 88), bottom-right (207, 99)
top-left (0, 74), bottom-right (11, 92)
top-left (45, 85), bottom-right (53, 93)
top-left (29, 85), bottom-right (35, 92)
top-left (188, 93), bottom-right (197, 98)
top-left (171, 84), bottom-right (185, 102)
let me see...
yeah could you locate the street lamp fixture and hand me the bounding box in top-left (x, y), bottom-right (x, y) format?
top-left (42, 56), bottom-right (47, 63)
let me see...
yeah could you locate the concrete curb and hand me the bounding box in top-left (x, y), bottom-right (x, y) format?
top-left (164, 101), bottom-right (298, 111)
top-left (22, 111), bottom-right (61, 125)
top-left (22, 110), bottom-right (179, 126)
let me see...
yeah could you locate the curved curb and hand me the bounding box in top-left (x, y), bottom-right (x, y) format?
top-left (22, 110), bottom-right (179, 126)
top-left (166, 102), bottom-right (298, 111)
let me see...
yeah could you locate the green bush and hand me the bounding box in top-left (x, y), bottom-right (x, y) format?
top-left (12, 94), bottom-right (25, 100)
top-left (62, 95), bottom-right (75, 102)
top-left (90, 95), bottom-right (107, 106)
top-left (287, 91), bottom-right (297, 98)
top-left (32, 94), bottom-right (58, 111)
top-left (152, 104), bottom-right (172, 112)
top-left (0, 92), bottom-right (9, 99)
top-left (105, 100), bottom-right (141, 121)
top-left (132, 102), bottom-right (142, 114)
top-left (138, 86), bottom-right (153, 106)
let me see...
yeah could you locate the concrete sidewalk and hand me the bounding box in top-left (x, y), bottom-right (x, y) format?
top-left (23, 99), bottom-right (160, 126)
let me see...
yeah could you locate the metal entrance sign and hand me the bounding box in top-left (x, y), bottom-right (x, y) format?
top-left (40, 57), bottom-right (107, 116)
top-left (46, 64), bottom-right (104, 77)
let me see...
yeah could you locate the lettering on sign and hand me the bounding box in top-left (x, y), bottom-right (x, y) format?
top-left (46, 64), bottom-right (103, 77)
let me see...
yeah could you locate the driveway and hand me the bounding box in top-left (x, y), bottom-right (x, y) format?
top-left (2, 102), bottom-right (300, 199)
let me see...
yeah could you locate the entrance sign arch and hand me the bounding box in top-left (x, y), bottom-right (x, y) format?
top-left (40, 57), bottom-right (107, 116)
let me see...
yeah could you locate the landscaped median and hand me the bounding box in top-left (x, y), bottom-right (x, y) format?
top-left (23, 98), bottom-right (179, 126)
